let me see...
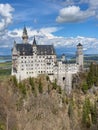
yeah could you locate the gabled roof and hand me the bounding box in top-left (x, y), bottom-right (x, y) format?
top-left (14, 43), bottom-right (56, 56)
top-left (16, 44), bottom-right (32, 55)
top-left (37, 45), bottom-right (55, 55)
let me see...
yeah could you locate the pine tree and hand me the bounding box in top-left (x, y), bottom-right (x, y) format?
top-left (38, 79), bottom-right (43, 94)
top-left (91, 101), bottom-right (97, 124)
top-left (82, 82), bottom-right (88, 93)
top-left (82, 98), bottom-right (91, 128)
top-left (29, 77), bottom-right (35, 93)
top-left (12, 76), bottom-right (18, 87)
top-left (52, 79), bottom-right (57, 90)
top-left (18, 82), bottom-right (26, 96)
top-left (58, 86), bottom-right (62, 94)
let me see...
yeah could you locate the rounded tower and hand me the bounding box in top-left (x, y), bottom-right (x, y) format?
top-left (22, 26), bottom-right (28, 43)
top-left (76, 43), bottom-right (83, 71)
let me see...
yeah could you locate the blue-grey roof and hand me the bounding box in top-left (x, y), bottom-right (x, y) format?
top-left (16, 44), bottom-right (32, 55)
top-left (15, 43), bottom-right (56, 55)
top-left (37, 45), bottom-right (55, 55)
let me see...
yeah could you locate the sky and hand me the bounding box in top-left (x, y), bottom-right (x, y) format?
top-left (1, 0), bottom-right (98, 55)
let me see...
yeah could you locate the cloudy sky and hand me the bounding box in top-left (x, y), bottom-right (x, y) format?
top-left (1, 0), bottom-right (98, 55)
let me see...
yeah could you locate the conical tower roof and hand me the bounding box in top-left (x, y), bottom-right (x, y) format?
top-left (22, 26), bottom-right (28, 43)
top-left (23, 26), bottom-right (28, 35)
top-left (77, 43), bottom-right (82, 46)
top-left (33, 36), bottom-right (37, 46)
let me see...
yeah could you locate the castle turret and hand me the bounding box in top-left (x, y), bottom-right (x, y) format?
top-left (12, 40), bottom-right (17, 55)
top-left (22, 26), bottom-right (28, 43)
top-left (61, 54), bottom-right (66, 62)
top-left (32, 36), bottom-right (37, 77)
top-left (32, 36), bottom-right (37, 54)
top-left (76, 43), bottom-right (83, 71)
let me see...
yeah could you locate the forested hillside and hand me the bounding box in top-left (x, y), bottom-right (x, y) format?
top-left (0, 63), bottom-right (98, 130)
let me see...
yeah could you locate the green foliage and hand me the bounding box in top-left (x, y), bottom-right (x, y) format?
top-left (87, 63), bottom-right (98, 88)
top-left (18, 82), bottom-right (26, 96)
top-left (82, 98), bottom-right (98, 128)
top-left (82, 98), bottom-right (91, 128)
top-left (29, 77), bottom-right (35, 93)
top-left (16, 97), bottom-right (23, 111)
top-left (0, 68), bottom-right (11, 76)
top-left (68, 103), bottom-right (73, 118)
top-left (68, 97), bottom-right (74, 118)
top-left (38, 79), bottom-right (43, 94)
top-left (91, 101), bottom-right (97, 124)
top-left (0, 123), bottom-right (5, 130)
top-left (12, 75), bottom-right (18, 87)
top-left (82, 82), bottom-right (88, 93)
top-left (58, 86), bottom-right (62, 94)
top-left (46, 75), bottom-right (49, 81)
top-left (52, 79), bottom-right (57, 90)
top-left (47, 85), bottom-right (50, 94)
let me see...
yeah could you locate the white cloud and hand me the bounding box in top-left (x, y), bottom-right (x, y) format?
top-left (56, 6), bottom-right (95, 23)
top-left (89, 0), bottom-right (98, 9)
top-left (1, 26), bottom-right (98, 54)
top-left (56, 0), bottom-right (98, 23)
top-left (8, 27), bottom-right (59, 40)
top-left (0, 4), bottom-right (14, 34)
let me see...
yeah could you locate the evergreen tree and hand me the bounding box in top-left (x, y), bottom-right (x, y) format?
top-left (46, 76), bottom-right (49, 82)
top-left (47, 85), bottom-right (50, 94)
top-left (82, 98), bottom-right (91, 128)
top-left (38, 79), bottom-right (43, 94)
top-left (52, 79), bottom-right (57, 90)
top-left (58, 86), bottom-right (62, 94)
top-left (87, 63), bottom-right (98, 87)
top-left (91, 101), bottom-right (97, 124)
top-left (12, 76), bottom-right (18, 87)
top-left (29, 77), bottom-right (35, 93)
top-left (18, 82), bottom-right (26, 96)
top-left (82, 82), bottom-right (88, 93)
top-left (68, 103), bottom-right (73, 118)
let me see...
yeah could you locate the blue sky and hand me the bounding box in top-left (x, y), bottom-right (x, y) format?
top-left (1, 0), bottom-right (98, 55)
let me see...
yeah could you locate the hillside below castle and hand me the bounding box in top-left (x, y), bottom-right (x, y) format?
top-left (1, 63), bottom-right (98, 130)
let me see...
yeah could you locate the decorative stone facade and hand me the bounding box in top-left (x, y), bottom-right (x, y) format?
top-left (12, 27), bottom-right (83, 93)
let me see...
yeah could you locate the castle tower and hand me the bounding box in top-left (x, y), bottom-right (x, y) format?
top-left (32, 36), bottom-right (37, 77)
top-left (22, 26), bottom-right (28, 43)
top-left (61, 54), bottom-right (66, 62)
top-left (32, 36), bottom-right (37, 54)
top-left (76, 43), bottom-right (83, 71)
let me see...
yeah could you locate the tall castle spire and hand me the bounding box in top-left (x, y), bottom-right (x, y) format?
top-left (22, 26), bottom-right (28, 44)
top-left (33, 36), bottom-right (37, 46)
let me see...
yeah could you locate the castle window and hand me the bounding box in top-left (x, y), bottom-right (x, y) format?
top-left (63, 77), bottom-right (65, 81)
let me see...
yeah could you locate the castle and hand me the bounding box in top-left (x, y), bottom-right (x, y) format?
top-left (12, 27), bottom-right (83, 93)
